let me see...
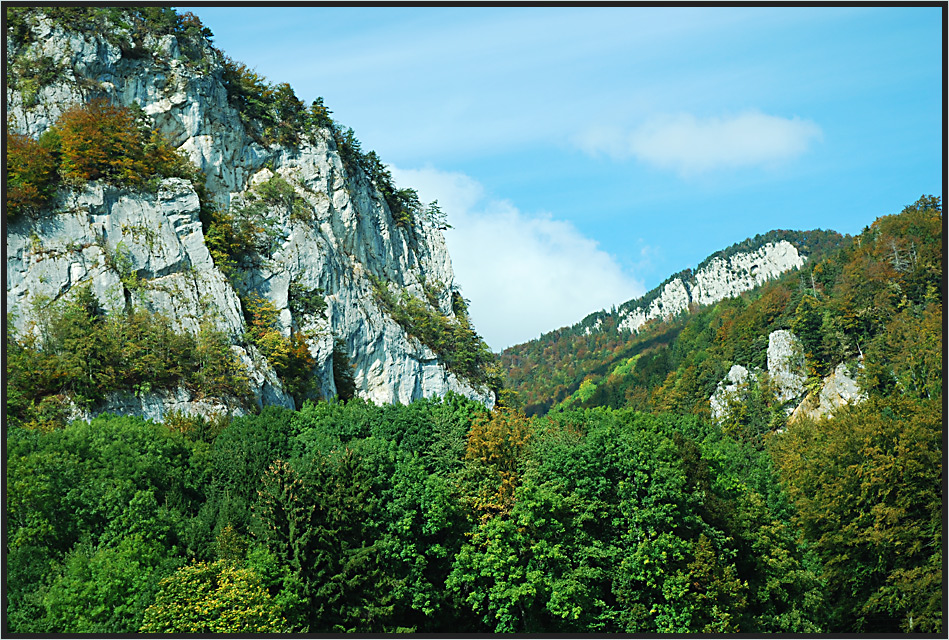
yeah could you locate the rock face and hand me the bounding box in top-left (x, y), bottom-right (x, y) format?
top-left (709, 364), bottom-right (752, 422)
top-left (767, 329), bottom-right (806, 405)
top-left (6, 10), bottom-right (495, 419)
top-left (789, 361), bottom-right (866, 424)
top-left (709, 328), bottom-right (865, 426)
top-left (691, 240), bottom-right (804, 306)
top-left (617, 241), bottom-right (805, 334)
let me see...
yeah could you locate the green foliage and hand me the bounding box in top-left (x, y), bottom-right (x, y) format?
top-left (716, 374), bottom-right (786, 448)
top-left (139, 560), bottom-right (287, 632)
top-left (677, 534), bottom-right (748, 632)
top-left (222, 58), bottom-right (308, 146)
top-left (7, 47), bottom-right (66, 107)
top-left (280, 396), bottom-right (488, 631)
top-left (771, 395), bottom-right (943, 632)
top-left (426, 199), bottom-right (452, 229)
top-left (462, 406), bottom-right (533, 518)
top-left (191, 323), bottom-right (252, 400)
top-left (11, 381), bottom-right (933, 634)
top-left (41, 533), bottom-right (181, 633)
top-left (449, 408), bottom-right (822, 633)
top-left (254, 451), bottom-right (396, 632)
top-left (205, 175), bottom-right (314, 281)
top-left (371, 275), bottom-right (500, 391)
top-left (204, 205), bottom-right (258, 279)
top-left (254, 173), bottom-right (313, 222)
top-left (197, 406), bottom-right (295, 549)
top-left (392, 187), bottom-right (422, 227)
top-left (307, 96), bottom-right (334, 129)
top-left (6, 285), bottom-right (250, 427)
top-left (332, 338), bottom-right (357, 401)
top-left (288, 279), bottom-right (327, 320)
top-left (243, 293), bottom-right (317, 404)
top-left (5, 414), bottom-right (204, 632)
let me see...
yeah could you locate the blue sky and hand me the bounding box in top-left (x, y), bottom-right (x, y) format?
top-left (189, 5), bottom-right (943, 350)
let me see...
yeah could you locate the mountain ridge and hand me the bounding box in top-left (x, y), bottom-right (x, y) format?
top-left (501, 227), bottom-right (846, 415)
top-left (521, 228), bottom-right (844, 348)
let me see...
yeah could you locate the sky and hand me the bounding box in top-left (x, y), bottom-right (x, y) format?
top-left (188, 4), bottom-right (944, 350)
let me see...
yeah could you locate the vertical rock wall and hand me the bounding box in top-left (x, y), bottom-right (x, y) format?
top-left (6, 11), bottom-right (495, 419)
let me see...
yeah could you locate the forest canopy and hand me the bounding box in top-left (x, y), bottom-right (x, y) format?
top-left (3, 4), bottom-right (942, 633)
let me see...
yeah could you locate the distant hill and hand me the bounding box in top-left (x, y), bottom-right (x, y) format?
top-left (502, 228), bottom-right (845, 415)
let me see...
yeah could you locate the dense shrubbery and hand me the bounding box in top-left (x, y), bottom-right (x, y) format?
top-left (6, 285), bottom-right (251, 429)
top-left (6, 396), bottom-right (845, 633)
top-left (6, 99), bottom-right (197, 218)
top-left (5, 132), bottom-right (60, 218)
top-left (5, 413), bottom-right (204, 632)
top-left (221, 57), bottom-right (307, 147)
top-left (242, 293), bottom-right (318, 405)
top-left (288, 280), bottom-right (327, 320)
top-left (7, 49), bottom-right (66, 108)
top-left (55, 100), bottom-right (193, 187)
top-left (203, 173), bottom-right (316, 285)
top-left (140, 559), bottom-right (288, 633)
top-left (771, 394), bottom-right (943, 632)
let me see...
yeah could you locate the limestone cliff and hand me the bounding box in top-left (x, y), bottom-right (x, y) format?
top-left (709, 329), bottom-right (865, 425)
top-left (617, 240), bottom-right (805, 334)
top-left (6, 8), bottom-right (495, 419)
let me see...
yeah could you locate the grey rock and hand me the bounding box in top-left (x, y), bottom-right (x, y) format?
top-left (789, 361), bottom-right (866, 423)
top-left (7, 12), bottom-right (495, 423)
top-left (709, 364), bottom-right (752, 422)
top-left (617, 241), bottom-right (805, 334)
top-left (767, 329), bottom-right (806, 406)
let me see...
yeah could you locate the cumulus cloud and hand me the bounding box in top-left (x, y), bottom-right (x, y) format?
top-left (576, 110), bottom-right (822, 175)
top-left (390, 166), bottom-right (645, 350)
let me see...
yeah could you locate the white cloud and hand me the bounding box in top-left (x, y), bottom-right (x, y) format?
top-left (576, 110), bottom-right (822, 175)
top-left (390, 166), bottom-right (645, 350)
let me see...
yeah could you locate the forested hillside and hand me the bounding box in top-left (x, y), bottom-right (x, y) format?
top-left (502, 228), bottom-right (845, 416)
top-left (5, 197), bottom-right (942, 634)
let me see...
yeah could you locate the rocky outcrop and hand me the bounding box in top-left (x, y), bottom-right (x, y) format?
top-left (617, 241), bottom-right (805, 334)
top-left (87, 387), bottom-right (252, 424)
top-left (767, 329), bottom-right (806, 405)
top-left (709, 328), bottom-right (865, 426)
top-left (7, 179), bottom-right (244, 338)
top-left (6, 10), bottom-right (495, 419)
top-left (789, 361), bottom-right (866, 423)
top-left (709, 364), bottom-right (752, 422)
top-left (691, 240), bottom-right (804, 306)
